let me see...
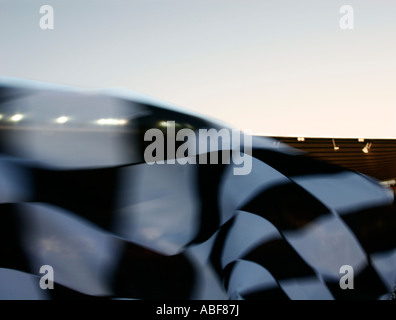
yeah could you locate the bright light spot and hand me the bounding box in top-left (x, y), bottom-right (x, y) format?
top-left (10, 114), bottom-right (24, 122)
top-left (362, 142), bottom-right (372, 153)
top-left (0, 114), bottom-right (3, 120)
top-left (380, 179), bottom-right (396, 187)
top-left (96, 118), bottom-right (128, 126)
top-left (297, 137), bottom-right (305, 142)
top-left (159, 121), bottom-right (176, 128)
top-left (332, 139), bottom-right (340, 151)
top-left (159, 121), bottom-right (169, 127)
top-left (358, 138), bottom-right (364, 142)
top-left (55, 116), bottom-right (69, 124)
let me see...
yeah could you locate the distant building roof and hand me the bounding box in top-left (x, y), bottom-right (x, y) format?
top-left (269, 136), bottom-right (396, 183)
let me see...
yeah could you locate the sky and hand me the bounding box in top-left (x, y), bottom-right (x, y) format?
top-left (1, 0), bottom-right (396, 138)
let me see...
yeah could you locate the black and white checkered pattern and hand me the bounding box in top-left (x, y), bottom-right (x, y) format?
top-left (0, 78), bottom-right (395, 300)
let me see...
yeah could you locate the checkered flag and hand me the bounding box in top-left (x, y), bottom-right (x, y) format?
top-left (0, 78), bottom-right (395, 300)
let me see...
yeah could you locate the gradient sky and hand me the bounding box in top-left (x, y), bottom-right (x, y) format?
top-left (1, 0), bottom-right (396, 138)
